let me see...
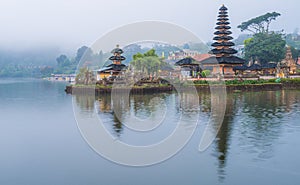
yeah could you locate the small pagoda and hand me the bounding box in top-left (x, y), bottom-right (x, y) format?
top-left (201, 5), bottom-right (245, 76)
top-left (97, 45), bottom-right (127, 80)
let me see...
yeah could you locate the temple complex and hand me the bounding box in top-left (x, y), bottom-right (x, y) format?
top-left (234, 46), bottom-right (299, 77)
top-left (96, 45), bottom-right (127, 80)
top-left (201, 5), bottom-right (245, 76)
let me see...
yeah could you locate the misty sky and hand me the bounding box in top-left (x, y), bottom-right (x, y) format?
top-left (0, 0), bottom-right (299, 51)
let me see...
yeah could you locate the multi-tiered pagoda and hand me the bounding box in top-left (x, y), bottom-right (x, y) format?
top-left (202, 5), bottom-right (245, 76)
top-left (97, 45), bottom-right (127, 80)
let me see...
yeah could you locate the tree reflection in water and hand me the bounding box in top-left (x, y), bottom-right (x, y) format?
top-left (209, 90), bottom-right (300, 182)
top-left (73, 90), bottom-right (300, 182)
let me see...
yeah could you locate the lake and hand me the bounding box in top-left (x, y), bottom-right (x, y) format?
top-left (0, 78), bottom-right (300, 185)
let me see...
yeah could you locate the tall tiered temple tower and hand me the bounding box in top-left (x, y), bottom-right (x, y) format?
top-left (201, 5), bottom-right (245, 76)
top-left (211, 5), bottom-right (237, 57)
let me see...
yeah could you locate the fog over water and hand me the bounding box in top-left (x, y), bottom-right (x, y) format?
top-left (0, 0), bottom-right (299, 51)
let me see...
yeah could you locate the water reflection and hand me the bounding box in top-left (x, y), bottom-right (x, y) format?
top-left (73, 90), bottom-right (300, 182)
top-left (74, 94), bottom-right (95, 112)
top-left (211, 90), bottom-right (300, 182)
top-left (236, 91), bottom-right (300, 160)
top-left (213, 93), bottom-right (236, 182)
top-left (112, 114), bottom-right (123, 137)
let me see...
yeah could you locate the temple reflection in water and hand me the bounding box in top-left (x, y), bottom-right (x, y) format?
top-left (73, 89), bottom-right (300, 183)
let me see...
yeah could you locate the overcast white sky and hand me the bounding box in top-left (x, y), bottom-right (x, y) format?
top-left (0, 0), bottom-right (299, 51)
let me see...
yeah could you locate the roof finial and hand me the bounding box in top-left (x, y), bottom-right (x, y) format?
top-left (116, 44), bottom-right (119, 48)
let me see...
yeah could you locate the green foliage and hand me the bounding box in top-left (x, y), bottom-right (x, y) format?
top-left (54, 54), bottom-right (75, 74)
top-left (275, 78), bottom-right (281, 83)
top-left (56, 55), bottom-right (71, 67)
top-left (54, 46), bottom-right (105, 75)
top-left (133, 52), bottom-right (144, 60)
top-left (243, 37), bottom-right (253, 45)
top-left (40, 66), bottom-right (54, 77)
top-left (238, 12), bottom-right (281, 34)
top-left (130, 49), bottom-right (171, 77)
top-left (201, 70), bottom-right (211, 78)
top-left (290, 46), bottom-right (300, 60)
top-left (0, 48), bottom-right (59, 77)
top-left (279, 78), bottom-right (300, 84)
top-left (143, 49), bottom-right (158, 57)
top-left (225, 79), bottom-right (267, 85)
top-left (244, 32), bottom-right (286, 64)
top-left (0, 64), bottom-right (41, 77)
top-left (75, 46), bottom-right (93, 64)
top-left (193, 80), bottom-right (208, 85)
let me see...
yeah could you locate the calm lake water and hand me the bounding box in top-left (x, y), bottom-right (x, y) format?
top-left (0, 78), bottom-right (300, 185)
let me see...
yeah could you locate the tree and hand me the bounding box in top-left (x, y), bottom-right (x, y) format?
top-left (40, 66), bottom-right (54, 77)
top-left (56, 55), bottom-right (71, 67)
top-left (130, 49), bottom-right (170, 79)
top-left (55, 54), bottom-right (77, 74)
top-left (244, 32), bottom-right (286, 64)
top-left (74, 46), bottom-right (93, 64)
top-left (75, 67), bottom-right (95, 85)
top-left (143, 49), bottom-right (158, 57)
top-left (238, 12), bottom-right (281, 34)
top-left (54, 46), bottom-right (97, 75)
top-left (290, 46), bottom-right (300, 60)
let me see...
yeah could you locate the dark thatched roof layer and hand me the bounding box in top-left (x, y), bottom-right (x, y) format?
top-left (261, 63), bottom-right (277, 69)
top-left (233, 63), bottom-right (278, 71)
top-left (211, 48), bottom-right (238, 55)
top-left (219, 5), bottom-right (228, 11)
top-left (211, 41), bottom-right (235, 47)
top-left (213, 36), bottom-right (234, 41)
top-left (99, 64), bottom-right (127, 72)
top-left (214, 30), bottom-right (232, 35)
top-left (233, 64), bottom-right (262, 71)
top-left (219, 11), bottom-right (228, 15)
top-left (111, 48), bottom-right (124, 54)
top-left (215, 25), bottom-right (231, 30)
top-left (216, 22), bottom-right (230, 25)
top-left (175, 57), bottom-right (199, 66)
top-left (201, 56), bottom-right (245, 65)
top-left (109, 56), bottom-right (126, 61)
top-left (217, 18), bottom-right (229, 21)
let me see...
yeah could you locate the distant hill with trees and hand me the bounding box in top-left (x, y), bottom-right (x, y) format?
top-left (0, 48), bottom-right (59, 77)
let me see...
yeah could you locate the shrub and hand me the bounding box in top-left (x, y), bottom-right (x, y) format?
top-left (281, 78), bottom-right (300, 84)
top-left (201, 70), bottom-right (211, 78)
top-left (193, 80), bottom-right (209, 85)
